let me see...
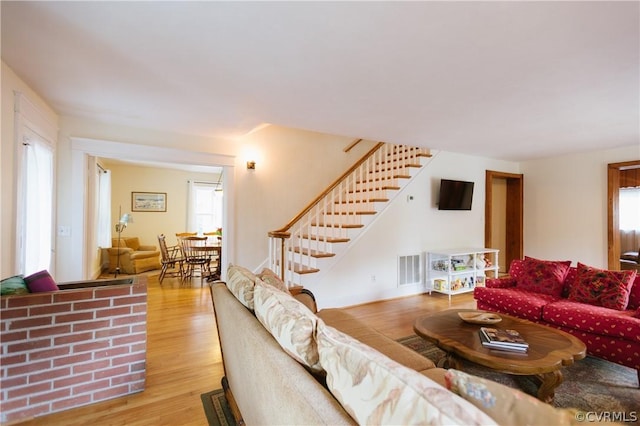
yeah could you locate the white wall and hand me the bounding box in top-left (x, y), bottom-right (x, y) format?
top-left (521, 146), bottom-right (640, 268)
top-left (310, 151), bottom-right (521, 308)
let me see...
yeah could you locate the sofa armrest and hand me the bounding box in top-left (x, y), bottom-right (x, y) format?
top-left (137, 245), bottom-right (157, 251)
top-left (293, 289), bottom-right (317, 313)
top-left (486, 276), bottom-right (516, 288)
top-left (107, 247), bottom-right (133, 255)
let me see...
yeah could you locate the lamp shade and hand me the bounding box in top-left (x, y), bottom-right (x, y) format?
top-left (120, 213), bottom-right (133, 224)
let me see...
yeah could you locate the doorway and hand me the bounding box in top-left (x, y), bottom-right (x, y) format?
top-left (607, 160), bottom-right (640, 270)
top-left (485, 170), bottom-right (524, 273)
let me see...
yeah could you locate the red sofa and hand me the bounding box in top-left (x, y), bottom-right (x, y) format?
top-left (474, 257), bottom-right (640, 386)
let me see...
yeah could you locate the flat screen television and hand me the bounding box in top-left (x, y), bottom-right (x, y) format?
top-left (438, 179), bottom-right (474, 210)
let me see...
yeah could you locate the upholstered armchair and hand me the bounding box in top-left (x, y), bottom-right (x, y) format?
top-left (108, 237), bottom-right (161, 274)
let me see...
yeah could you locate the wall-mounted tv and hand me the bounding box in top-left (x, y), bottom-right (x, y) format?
top-left (438, 179), bottom-right (474, 210)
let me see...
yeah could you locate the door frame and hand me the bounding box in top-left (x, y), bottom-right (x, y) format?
top-left (607, 160), bottom-right (640, 269)
top-left (485, 170), bottom-right (524, 271)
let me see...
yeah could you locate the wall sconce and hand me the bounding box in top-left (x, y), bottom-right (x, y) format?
top-left (246, 161), bottom-right (256, 170)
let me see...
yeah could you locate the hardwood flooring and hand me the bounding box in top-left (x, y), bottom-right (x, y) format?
top-left (14, 273), bottom-right (475, 426)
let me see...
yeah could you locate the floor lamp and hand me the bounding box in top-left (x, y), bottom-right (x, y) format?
top-left (114, 206), bottom-right (133, 278)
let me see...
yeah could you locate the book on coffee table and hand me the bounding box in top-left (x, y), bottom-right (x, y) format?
top-left (479, 327), bottom-right (529, 352)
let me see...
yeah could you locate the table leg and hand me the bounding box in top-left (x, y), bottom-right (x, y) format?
top-left (535, 370), bottom-right (563, 403)
top-left (436, 352), bottom-right (463, 370)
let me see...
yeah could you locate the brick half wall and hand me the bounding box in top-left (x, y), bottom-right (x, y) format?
top-left (1, 277), bottom-right (147, 424)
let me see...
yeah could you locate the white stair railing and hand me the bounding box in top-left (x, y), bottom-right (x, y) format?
top-left (269, 143), bottom-right (431, 287)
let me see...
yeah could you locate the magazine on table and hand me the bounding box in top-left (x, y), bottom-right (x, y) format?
top-left (479, 327), bottom-right (529, 352)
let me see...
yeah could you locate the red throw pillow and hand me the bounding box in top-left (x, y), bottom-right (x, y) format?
top-left (515, 256), bottom-right (571, 297)
top-left (24, 270), bottom-right (59, 293)
top-left (568, 263), bottom-right (636, 311)
top-left (628, 275), bottom-right (640, 310)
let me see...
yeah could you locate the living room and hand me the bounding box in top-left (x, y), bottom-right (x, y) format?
top-left (1, 1), bottom-right (639, 424)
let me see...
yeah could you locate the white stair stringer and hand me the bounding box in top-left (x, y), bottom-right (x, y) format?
top-left (268, 143), bottom-right (434, 288)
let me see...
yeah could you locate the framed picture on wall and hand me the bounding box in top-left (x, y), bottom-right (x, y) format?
top-left (131, 192), bottom-right (167, 212)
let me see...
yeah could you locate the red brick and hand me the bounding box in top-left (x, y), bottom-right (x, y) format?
top-left (96, 306), bottom-right (131, 318)
top-left (2, 375), bottom-right (28, 388)
top-left (29, 346), bottom-right (70, 361)
top-left (54, 331), bottom-right (92, 345)
top-left (94, 384), bottom-right (129, 401)
top-left (112, 352), bottom-right (146, 366)
top-left (29, 366), bottom-right (71, 383)
top-left (132, 323), bottom-right (146, 333)
top-left (111, 371), bottom-right (145, 386)
top-left (113, 333), bottom-right (146, 346)
top-left (74, 299), bottom-right (110, 311)
top-left (130, 380), bottom-right (146, 392)
top-left (73, 319), bottom-right (110, 332)
top-left (95, 326), bottom-right (130, 339)
top-left (9, 316), bottom-right (52, 330)
top-left (30, 303), bottom-right (73, 316)
top-left (7, 359), bottom-right (51, 376)
top-left (31, 324), bottom-right (72, 339)
top-left (53, 291), bottom-right (93, 303)
top-left (94, 365), bottom-right (128, 380)
top-left (29, 387), bottom-right (71, 404)
top-left (113, 295), bottom-right (146, 306)
top-left (8, 338), bottom-right (52, 353)
top-left (131, 342), bottom-right (147, 353)
top-left (1, 352), bottom-right (28, 366)
top-left (94, 346), bottom-right (129, 360)
top-left (7, 294), bottom-right (53, 307)
top-left (132, 284), bottom-right (147, 294)
top-left (72, 378), bottom-right (109, 395)
top-left (132, 304), bottom-right (146, 314)
top-left (131, 361), bottom-right (146, 372)
top-left (73, 340), bottom-right (110, 353)
top-left (113, 314), bottom-right (146, 326)
top-left (95, 287), bottom-right (131, 298)
top-left (1, 330), bottom-right (28, 342)
top-left (0, 307), bottom-right (29, 319)
top-left (4, 403), bottom-right (50, 424)
top-left (1, 297), bottom-right (7, 309)
top-left (54, 311), bottom-right (94, 324)
top-left (8, 381), bottom-right (51, 398)
top-left (53, 352), bottom-right (92, 367)
top-left (51, 394), bottom-right (91, 411)
top-left (0, 395), bottom-right (28, 411)
top-left (73, 359), bottom-right (110, 374)
top-left (54, 372), bottom-right (92, 388)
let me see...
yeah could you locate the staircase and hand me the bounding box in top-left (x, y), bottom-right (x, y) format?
top-left (268, 142), bottom-right (433, 287)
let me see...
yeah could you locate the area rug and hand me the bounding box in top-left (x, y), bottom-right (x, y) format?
top-left (398, 335), bottom-right (639, 421)
top-left (200, 389), bottom-right (236, 426)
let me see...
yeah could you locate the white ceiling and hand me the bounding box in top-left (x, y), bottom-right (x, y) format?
top-left (2, 1), bottom-right (638, 161)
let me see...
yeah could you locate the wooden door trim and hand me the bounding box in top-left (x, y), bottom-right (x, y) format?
top-left (607, 160), bottom-right (640, 269)
top-left (485, 170), bottom-right (524, 269)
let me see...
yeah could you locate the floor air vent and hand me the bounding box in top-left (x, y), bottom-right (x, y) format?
top-left (398, 254), bottom-right (422, 286)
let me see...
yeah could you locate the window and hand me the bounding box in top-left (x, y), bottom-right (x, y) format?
top-left (14, 93), bottom-right (57, 276)
top-left (620, 187), bottom-right (640, 231)
top-left (187, 179), bottom-right (223, 234)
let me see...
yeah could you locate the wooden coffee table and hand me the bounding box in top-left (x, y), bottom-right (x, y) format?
top-left (413, 308), bottom-right (586, 403)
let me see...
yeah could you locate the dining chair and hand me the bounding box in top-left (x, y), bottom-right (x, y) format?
top-left (180, 236), bottom-right (212, 285)
top-left (157, 234), bottom-right (184, 284)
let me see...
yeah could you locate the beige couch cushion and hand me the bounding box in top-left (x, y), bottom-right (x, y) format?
top-left (226, 264), bottom-right (262, 310)
top-left (316, 320), bottom-right (497, 425)
top-left (253, 280), bottom-right (322, 373)
top-left (317, 308), bottom-right (435, 372)
top-left (444, 369), bottom-right (580, 426)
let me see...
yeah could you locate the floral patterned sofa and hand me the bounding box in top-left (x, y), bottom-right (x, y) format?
top-left (474, 257), bottom-right (640, 386)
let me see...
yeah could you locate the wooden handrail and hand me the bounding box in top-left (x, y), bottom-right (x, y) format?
top-left (270, 142), bottom-right (385, 236)
top-left (343, 138), bottom-right (363, 153)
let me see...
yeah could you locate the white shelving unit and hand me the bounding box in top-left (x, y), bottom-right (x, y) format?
top-left (427, 248), bottom-right (499, 301)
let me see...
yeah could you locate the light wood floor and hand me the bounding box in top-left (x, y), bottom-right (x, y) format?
top-left (15, 273), bottom-right (475, 426)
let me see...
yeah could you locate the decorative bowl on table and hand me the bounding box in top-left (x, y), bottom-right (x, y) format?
top-left (458, 311), bottom-right (502, 325)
